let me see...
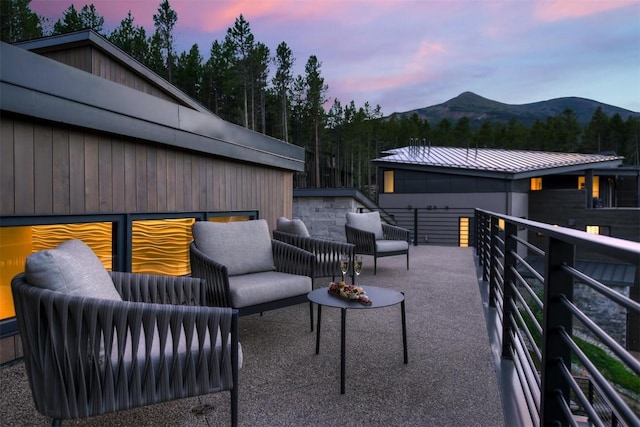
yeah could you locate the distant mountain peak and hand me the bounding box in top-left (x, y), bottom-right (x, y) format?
top-left (389, 92), bottom-right (638, 127)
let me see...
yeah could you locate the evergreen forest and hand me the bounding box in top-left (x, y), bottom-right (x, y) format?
top-left (2, 0), bottom-right (639, 190)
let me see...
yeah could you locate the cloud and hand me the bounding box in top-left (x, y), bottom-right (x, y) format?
top-left (533, 0), bottom-right (639, 22)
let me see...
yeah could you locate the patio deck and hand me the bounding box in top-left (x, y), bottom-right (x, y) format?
top-left (0, 245), bottom-right (505, 426)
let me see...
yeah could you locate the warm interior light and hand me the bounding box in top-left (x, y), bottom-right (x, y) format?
top-left (384, 170), bottom-right (395, 193)
top-left (459, 217), bottom-right (469, 247)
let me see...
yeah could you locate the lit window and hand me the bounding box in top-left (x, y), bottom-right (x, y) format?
top-left (132, 218), bottom-right (195, 275)
top-left (459, 217), bottom-right (469, 247)
top-left (578, 176), bottom-right (600, 198)
top-left (586, 225), bottom-right (610, 236)
top-left (586, 225), bottom-right (599, 235)
top-left (499, 219), bottom-right (505, 230)
top-left (384, 170), bottom-right (395, 193)
top-left (0, 222), bottom-right (112, 321)
top-left (530, 177), bottom-right (542, 191)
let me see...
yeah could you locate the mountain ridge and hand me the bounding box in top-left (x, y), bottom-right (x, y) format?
top-left (388, 92), bottom-right (640, 126)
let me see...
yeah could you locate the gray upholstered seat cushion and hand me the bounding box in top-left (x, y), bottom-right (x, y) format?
top-left (228, 271), bottom-right (312, 308)
top-left (25, 239), bottom-right (121, 301)
top-left (276, 217), bottom-right (310, 237)
top-left (346, 211), bottom-right (384, 240)
top-left (376, 240), bottom-right (409, 253)
top-left (192, 220), bottom-right (275, 276)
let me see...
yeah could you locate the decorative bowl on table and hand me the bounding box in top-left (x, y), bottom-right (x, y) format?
top-left (328, 281), bottom-right (372, 305)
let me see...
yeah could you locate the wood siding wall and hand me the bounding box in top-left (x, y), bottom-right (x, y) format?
top-left (40, 46), bottom-right (180, 105)
top-left (0, 116), bottom-right (293, 230)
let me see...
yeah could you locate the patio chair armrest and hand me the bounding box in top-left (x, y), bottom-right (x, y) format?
top-left (382, 223), bottom-right (411, 242)
top-left (274, 231), bottom-right (356, 279)
top-left (189, 242), bottom-right (232, 307)
top-left (271, 239), bottom-right (314, 277)
top-left (345, 223), bottom-right (376, 255)
top-left (274, 230), bottom-right (355, 256)
top-left (110, 271), bottom-right (206, 306)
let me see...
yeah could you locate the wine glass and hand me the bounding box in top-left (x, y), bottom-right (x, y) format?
top-left (339, 254), bottom-right (349, 282)
top-left (354, 255), bottom-right (363, 285)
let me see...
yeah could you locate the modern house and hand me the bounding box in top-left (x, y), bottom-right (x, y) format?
top-left (373, 143), bottom-right (640, 350)
top-left (0, 30), bottom-right (305, 364)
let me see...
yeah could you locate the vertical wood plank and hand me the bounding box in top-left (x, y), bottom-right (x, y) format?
top-left (111, 139), bottom-right (125, 212)
top-left (84, 133), bottom-right (100, 213)
top-left (183, 154), bottom-right (192, 210)
top-left (52, 127), bottom-right (70, 214)
top-left (0, 118), bottom-right (15, 215)
top-left (33, 124), bottom-right (53, 214)
top-left (166, 150), bottom-right (176, 211)
top-left (13, 121), bottom-right (34, 214)
top-left (69, 131), bottom-right (85, 213)
top-left (124, 143), bottom-right (137, 211)
top-left (135, 145), bottom-right (147, 212)
top-left (146, 147), bottom-right (157, 211)
top-left (156, 148), bottom-right (167, 211)
top-left (206, 158), bottom-right (214, 210)
top-left (198, 157), bottom-right (207, 209)
top-left (175, 151), bottom-right (184, 210)
top-left (98, 135), bottom-right (112, 212)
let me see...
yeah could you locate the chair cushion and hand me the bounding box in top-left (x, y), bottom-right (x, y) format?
top-left (376, 239), bottom-right (409, 253)
top-left (276, 217), bottom-right (310, 237)
top-left (346, 212), bottom-right (384, 240)
top-left (192, 220), bottom-right (275, 276)
top-left (25, 239), bottom-right (121, 301)
top-left (228, 271), bottom-right (312, 308)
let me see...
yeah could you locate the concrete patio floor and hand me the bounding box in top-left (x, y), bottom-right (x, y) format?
top-left (0, 245), bottom-right (505, 426)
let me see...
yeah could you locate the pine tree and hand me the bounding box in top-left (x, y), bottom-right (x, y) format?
top-left (152, 0), bottom-right (177, 83)
top-left (0, 0), bottom-right (43, 42)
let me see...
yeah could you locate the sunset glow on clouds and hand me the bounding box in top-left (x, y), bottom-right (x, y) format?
top-left (30, 0), bottom-right (640, 113)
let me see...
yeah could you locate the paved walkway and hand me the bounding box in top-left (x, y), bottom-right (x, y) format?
top-left (0, 245), bottom-right (504, 426)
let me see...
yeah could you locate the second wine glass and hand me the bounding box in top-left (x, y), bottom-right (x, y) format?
top-left (354, 255), bottom-right (363, 285)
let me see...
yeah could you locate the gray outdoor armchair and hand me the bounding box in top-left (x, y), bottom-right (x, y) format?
top-left (12, 239), bottom-right (240, 427)
top-left (274, 217), bottom-right (356, 282)
top-left (345, 211), bottom-right (410, 274)
top-left (190, 219), bottom-right (315, 329)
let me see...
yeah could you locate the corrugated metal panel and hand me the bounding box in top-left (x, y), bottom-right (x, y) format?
top-left (519, 257), bottom-right (636, 287)
top-left (374, 146), bottom-right (623, 175)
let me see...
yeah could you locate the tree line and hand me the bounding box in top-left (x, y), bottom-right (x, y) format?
top-left (2, 0), bottom-right (639, 191)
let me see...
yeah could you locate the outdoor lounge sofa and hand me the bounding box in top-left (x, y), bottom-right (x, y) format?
top-left (189, 219), bottom-right (315, 329)
top-left (273, 216), bottom-right (356, 282)
top-left (345, 211), bottom-right (410, 274)
top-left (12, 239), bottom-right (240, 427)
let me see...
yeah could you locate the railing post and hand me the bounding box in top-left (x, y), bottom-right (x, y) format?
top-left (413, 208), bottom-right (419, 246)
top-left (478, 211), bottom-right (489, 281)
top-left (540, 236), bottom-right (575, 426)
top-left (488, 215), bottom-right (500, 309)
top-left (501, 221), bottom-right (518, 359)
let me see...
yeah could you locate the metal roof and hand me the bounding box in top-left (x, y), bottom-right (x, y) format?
top-left (1, 39), bottom-right (305, 172)
top-left (373, 146), bottom-right (624, 179)
top-left (519, 257), bottom-right (636, 287)
top-left (14, 29), bottom-right (208, 114)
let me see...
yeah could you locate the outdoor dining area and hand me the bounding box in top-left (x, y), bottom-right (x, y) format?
top-left (0, 217), bottom-right (504, 426)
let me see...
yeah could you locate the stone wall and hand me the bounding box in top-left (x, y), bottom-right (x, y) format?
top-left (292, 194), bottom-right (365, 242)
top-left (574, 283), bottom-right (630, 347)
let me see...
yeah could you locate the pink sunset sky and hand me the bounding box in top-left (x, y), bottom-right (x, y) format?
top-left (30, 0), bottom-right (640, 114)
